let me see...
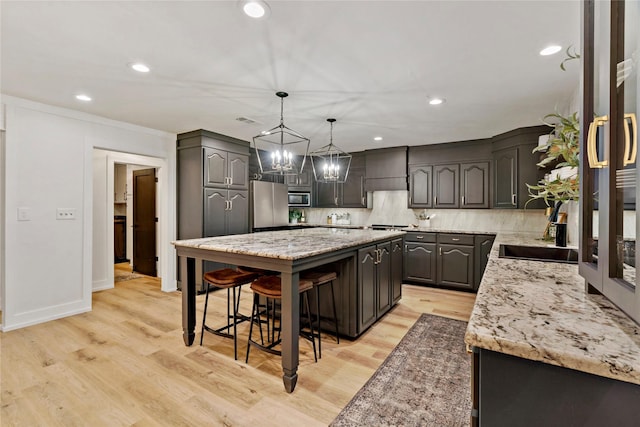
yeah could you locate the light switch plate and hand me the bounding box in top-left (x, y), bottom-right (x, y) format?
top-left (56, 208), bottom-right (76, 220)
top-left (17, 207), bottom-right (31, 221)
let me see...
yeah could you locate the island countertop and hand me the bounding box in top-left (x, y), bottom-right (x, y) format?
top-left (464, 232), bottom-right (640, 386)
top-left (172, 227), bottom-right (405, 260)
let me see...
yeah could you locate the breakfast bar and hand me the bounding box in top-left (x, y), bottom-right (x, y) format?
top-left (173, 227), bottom-right (405, 393)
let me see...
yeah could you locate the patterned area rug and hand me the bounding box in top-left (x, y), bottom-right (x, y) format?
top-left (331, 313), bottom-right (471, 426)
top-left (114, 271), bottom-right (145, 282)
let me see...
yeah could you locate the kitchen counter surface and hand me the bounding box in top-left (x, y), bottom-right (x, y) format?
top-left (172, 227), bottom-right (405, 260)
top-left (464, 232), bottom-right (640, 386)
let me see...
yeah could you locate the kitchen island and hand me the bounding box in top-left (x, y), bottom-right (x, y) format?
top-left (465, 232), bottom-right (640, 426)
top-left (173, 227), bottom-right (405, 393)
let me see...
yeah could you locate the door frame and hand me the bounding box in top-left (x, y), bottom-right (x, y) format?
top-left (102, 151), bottom-right (172, 292)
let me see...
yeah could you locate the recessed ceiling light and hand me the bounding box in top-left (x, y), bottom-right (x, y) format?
top-left (428, 98), bottom-right (445, 105)
top-left (540, 45), bottom-right (562, 56)
top-left (75, 94), bottom-right (92, 102)
top-left (130, 62), bottom-right (150, 73)
top-left (241, 1), bottom-right (270, 19)
top-left (374, 136), bottom-right (383, 141)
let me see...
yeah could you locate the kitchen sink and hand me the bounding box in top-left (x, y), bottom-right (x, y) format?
top-left (498, 244), bottom-right (578, 264)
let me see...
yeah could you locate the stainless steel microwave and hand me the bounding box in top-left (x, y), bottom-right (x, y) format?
top-left (288, 192), bottom-right (311, 207)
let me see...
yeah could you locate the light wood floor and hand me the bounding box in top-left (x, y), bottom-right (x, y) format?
top-left (1, 264), bottom-right (476, 426)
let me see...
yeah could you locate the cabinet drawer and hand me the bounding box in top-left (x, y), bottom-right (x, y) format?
top-left (405, 232), bottom-right (436, 243)
top-left (438, 233), bottom-right (474, 245)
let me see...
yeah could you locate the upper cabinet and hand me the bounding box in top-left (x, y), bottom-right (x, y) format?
top-left (408, 140), bottom-right (491, 209)
top-left (316, 152), bottom-right (367, 208)
top-left (284, 167), bottom-right (313, 191)
top-left (364, 147), bottom-right (408, 191)
top-left (491, 126), bottom-right (549, 209)
top-left (580, 0), bottom-right (639, 324)
top-left (203, 147), bottom-right (249, 190)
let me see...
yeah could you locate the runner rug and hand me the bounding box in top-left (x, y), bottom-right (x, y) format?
top-left (330, 313), bottom-right (471, 426)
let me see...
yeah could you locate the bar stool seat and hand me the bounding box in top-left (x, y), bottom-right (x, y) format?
top-left (245, 276), bottom-right (317, 363)
top-left (200, 268), bottom-right (258, 360)
top-left (300, 269), bottom-right (340, 359)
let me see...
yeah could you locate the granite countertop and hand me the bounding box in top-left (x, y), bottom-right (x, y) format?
top-left (172, 227), bottom-right (405, 260)
top-left (465, 232), bottom-right (640, 386)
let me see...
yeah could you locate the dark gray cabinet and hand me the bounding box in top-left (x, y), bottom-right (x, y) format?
top-left (364, 147), bottom-right (408, 191)
top-left (404, 231), bottom-right (493, 292)
top-left (284, 167), bottom-right (313, 191)
top-left (437, 233), bottom-right (475, 290)
top-left (433, 164), bottom-right (460, 208)
top-left (177, 129), bottom-right (250, 291)
top-left (491, 126), bottom-right (548, 209)
top-left (404, 232), bottom-right (437, 284)
top-left (342, 167), bottom-right (366, 207)
top-left (408, 165), bottom-right (433, 208)
top-left (391, 238), bottom-right (403, 304)
top-left (493, 147), bottom-right (518, 208)
top-left (358, 240), bottom-right (392, 332)
top-left (474, 234), bottom-right (495, 287)
top-left (315, 181), bottom-right (340, 207)
top-left (204, 147), bottom-right (249, 190)
top-left (461, 162), bottom-right (490, 208)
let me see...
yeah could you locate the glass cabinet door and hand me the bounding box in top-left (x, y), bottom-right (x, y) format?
top-left (580, 0), bottom-right (639, 324)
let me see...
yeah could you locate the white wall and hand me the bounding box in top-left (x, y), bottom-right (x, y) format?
top-left (2, 95), bottom-right (176, 331)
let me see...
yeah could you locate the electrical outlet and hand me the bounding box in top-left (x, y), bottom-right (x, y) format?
top-left (56, 208), bottom-right (76, 220)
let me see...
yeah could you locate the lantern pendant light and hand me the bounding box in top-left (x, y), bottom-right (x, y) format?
top-left (252, 92), bottom-right (310, 176)
top-left (310, 118), bottom-right (352, 183)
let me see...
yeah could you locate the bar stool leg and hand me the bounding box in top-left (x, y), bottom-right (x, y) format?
top-left (303, 291), bottom-right (317, 363)
top-left (329, 280), bottom-right (340, 344)
top-left (200, 283), bottom-right (211, 346)
top-left (314, 284), bottom-right (323, 358)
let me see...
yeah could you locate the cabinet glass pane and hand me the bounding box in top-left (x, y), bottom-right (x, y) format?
top-left (611, 0), bottom-right (637, 287)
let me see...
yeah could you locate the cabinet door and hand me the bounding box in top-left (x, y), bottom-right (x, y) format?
top-left (203, 188), bottom-right (227, 237)
top-left (433, 164), bottom-right (459, 208)
top-left (377, 242), bottom-right (392, 315)
top-left (404, 242), bottom-right (437, 284)
top-left (342, 168), bottom-right (366, 207)
top-left (358, 245), bottom-right (378, 332)
top-left (461, 162), bottom-right (490, 208)
top-left (114, 163), bottom-right (127, 203)
top-left (203, 147), bottom-right (228, 187)
top-left (474, 235), bottom-right (495, 288)
top-left (408, 165), bottom-right (433, 208)
top-left (316, 181), bottom-right (340, 207)
top-left (391, 238), bottom-right (403, 304)
top-left (438, 244), bottom-right (475, 290)
top-left (228, 153), bottom-right (249, 190)
top-left (227, 190), bottom-right (248, 235)
top-left (493, 147), bottom-right (518, 208)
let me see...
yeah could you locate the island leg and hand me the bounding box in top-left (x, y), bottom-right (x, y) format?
top-left (181, 256), bottom-right (196, 346)
top-left (280, 271), bottom-right (300, 393)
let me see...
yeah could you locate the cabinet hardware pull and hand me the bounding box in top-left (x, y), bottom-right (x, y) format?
top-left (623, 113), bottom-right (637, 166)
top-left (452, 238), bottom-right (460, 241)
top-left (587, 115), bottom-right (609, 168)
top-left (416, 235), bottom-right (423, 239)
top-left (405, 244), bottom-right (408, 253)
top-left (409, 196), bottom-right (412, 205)
top-left (461, 196), bottom-right (465, 205)
top-left (434, 196), bottom-right (437, 205)
top-left (439, 247), bottom-right (442, 256)
top-left (362, 196), bottom-right (365, 206)
top-left (226, 200), bottom-right (230, 210)
top-left (511, 194), bottom-right (516, 206)
top-left (229, 200), bottom-right (233, 210)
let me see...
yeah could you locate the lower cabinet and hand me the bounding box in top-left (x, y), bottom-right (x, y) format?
top-left (357, 239), bottom-right (401, 333)
top-left (472, 348), bottom-right (640, 427)
top-left (404, 231), bottom-right (494, 291)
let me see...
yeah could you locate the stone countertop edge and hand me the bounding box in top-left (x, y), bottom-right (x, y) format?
top-left (464, 232), bottom-right (640, 386)
top-left (171, 228), bottom-right (406, 261)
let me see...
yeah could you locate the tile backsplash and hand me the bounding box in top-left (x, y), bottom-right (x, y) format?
top-left (304, 190), bottom-right (550, 234)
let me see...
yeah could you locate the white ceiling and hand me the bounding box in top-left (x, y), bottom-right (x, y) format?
top-left (1, 1), bottom-right (581, 153)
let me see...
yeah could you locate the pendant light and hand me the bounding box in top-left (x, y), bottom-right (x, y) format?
top-left (310, 118), bottom-right (352, 183)
top-left (252, 92), bottom-right (310, 176)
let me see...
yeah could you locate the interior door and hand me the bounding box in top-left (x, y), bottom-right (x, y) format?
top-left (133, 168), bottom-right (157, 276)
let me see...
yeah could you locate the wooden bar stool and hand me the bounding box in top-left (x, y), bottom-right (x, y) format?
top-left (301, 270), bottom-right (340, 358)
top-left (200, 268), bottom-right (259, 360)
top-left (245, 275), bottom-right (318, 363)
